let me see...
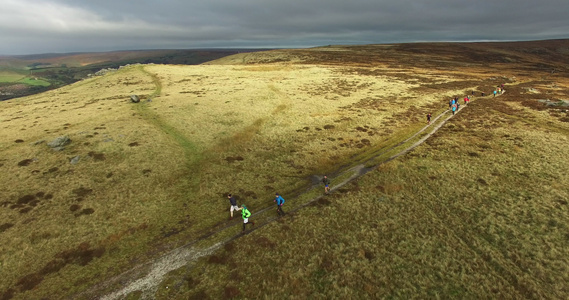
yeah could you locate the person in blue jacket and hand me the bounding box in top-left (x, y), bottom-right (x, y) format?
top-left (274, 193), bottom-right (285, 216)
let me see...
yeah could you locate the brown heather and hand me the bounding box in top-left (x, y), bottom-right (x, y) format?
top-left (1, 41), bottom-right (569, 299)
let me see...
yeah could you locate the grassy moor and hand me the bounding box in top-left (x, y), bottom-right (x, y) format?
top-left (1, 40), bottom-right (569, 299)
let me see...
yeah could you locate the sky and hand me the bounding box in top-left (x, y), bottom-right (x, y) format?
top-left (1, 0), bottom-right (568, 55)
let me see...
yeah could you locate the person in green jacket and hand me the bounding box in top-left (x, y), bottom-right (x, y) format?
top-left (241, 205), bottom-right (255, 232)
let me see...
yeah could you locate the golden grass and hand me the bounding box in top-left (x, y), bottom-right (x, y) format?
top-left (2, 43), bottom-right (568, 299)
top-left (161, 91), bottom-right (569, 300)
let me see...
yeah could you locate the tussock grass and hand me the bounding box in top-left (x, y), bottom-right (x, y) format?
top-left (2, 44), bottom-right (569, 299)
top-left (1, 59), bottom-right (446, 298)
top-left (163, 88), bottom-right (569, 300)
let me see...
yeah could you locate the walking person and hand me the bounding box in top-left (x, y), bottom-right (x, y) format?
top-left (241, 205), bottom-right (255, 232)
top-left (452, 103), bottom-right (457, 115)
top-left (426, 113), bottom-right (432, 125)
top-left (228, 193), bottom-right (241, 220)
top-left (493, 90), bottom-right (497, 97)
top-left (323, 175), bottom-right (331, 194)
top-left (274, 193), bottom-right (285, 216)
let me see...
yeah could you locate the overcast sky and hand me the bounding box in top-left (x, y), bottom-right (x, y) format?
top-left (1, 0), bottom-right (568, 55)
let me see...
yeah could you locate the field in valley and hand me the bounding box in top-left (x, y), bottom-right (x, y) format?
top-left (1, 41), bottom-right (569, 299)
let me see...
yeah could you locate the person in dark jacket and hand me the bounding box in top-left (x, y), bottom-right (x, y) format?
top-left (228, 194), bottom-right (241, 220)
top-left (274, 193), bottom-right (285, 216)
top-left (323, 175), bottom-right (331, 194)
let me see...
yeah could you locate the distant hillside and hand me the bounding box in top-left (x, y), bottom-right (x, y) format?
top-left (0, 49), bottom-right (267, 101)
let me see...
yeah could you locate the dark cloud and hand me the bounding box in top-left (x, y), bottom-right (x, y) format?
top-left (1, 0), bottom-right (568, 54)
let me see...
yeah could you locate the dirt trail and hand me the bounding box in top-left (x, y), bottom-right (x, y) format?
top-left (87, 85), bottom-right (503, 300)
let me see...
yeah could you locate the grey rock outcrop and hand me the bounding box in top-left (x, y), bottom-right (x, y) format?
top-left (130, 95), bottom-right (140, 103)
top-left (47, 136), bottom-right (71, 151)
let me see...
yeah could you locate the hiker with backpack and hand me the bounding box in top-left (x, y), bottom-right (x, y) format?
top-left (274, 193), bottom-right (285, 216)
top-left (323, 175), bottom-right (331, 194)
top-left (241, 205), bottom-right (255, 232)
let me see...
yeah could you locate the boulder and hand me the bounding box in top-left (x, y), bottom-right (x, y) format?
top-left (47, 136), bottom-right (71, 150)
top-left (70, 156), bottom-right (80, 165)
top-left (130, 95), bottom-right (140, 103)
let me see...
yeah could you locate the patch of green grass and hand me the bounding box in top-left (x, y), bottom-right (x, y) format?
top-left (18, 77), bottom-right (51, 86)
top-left (0, 70), bottom-right (26, 82)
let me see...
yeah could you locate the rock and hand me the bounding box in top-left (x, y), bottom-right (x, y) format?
top-left (47, 136), bottom-right (71, 149)
top-left (130, 95), bottom-right (140, 103)
top-left (70, 156), bottom-right (80, 164)
top-left (94, 68), bottom-right (117, 76)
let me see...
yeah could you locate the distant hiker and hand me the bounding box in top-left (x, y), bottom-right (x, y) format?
top-left (493, 90), bottom-right (497, 97)
top-left (274, 193), bottom-right (285, 216)
top-left (452, 103), bottom-right (457, 115)
top-left (501, 83), bottom-right (504, 89)
top-left (449, 99), bottom-right (453, 108)
top-left (482, 92), bottom-right (485, 97)
top-left (228, 193), bottom-right (241, 220)
top-left (241, 205), bottom-right (255, 231)
top-left (426, 113), bottom-right (432, 125)
top-left (464, 96), bottom-right (468, 104)
top-left (471, 90), bottom-right (475, 95)
top-left (323, 175), bottom-right (331, 194)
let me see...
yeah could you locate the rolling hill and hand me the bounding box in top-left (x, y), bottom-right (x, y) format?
top-left (1, 40), bottom-right (568, 299)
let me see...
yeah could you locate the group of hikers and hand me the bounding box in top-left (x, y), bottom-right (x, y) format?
top-left (231, 85), bottom-right (510, 232)
top-left (447, 95), bottom-right (469, 115)
top-left (429, 85), bottom-right (505, 122)
top-left (228, 176), bottom-right (332, 232)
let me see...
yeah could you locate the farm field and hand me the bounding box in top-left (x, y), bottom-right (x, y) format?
top-left (0, 70), bottom-right (26, 83)
top-left (1, 41), bottom-right (569, 299)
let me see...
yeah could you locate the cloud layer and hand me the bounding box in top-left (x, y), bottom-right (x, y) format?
top-left (2, 0), bottom-right (568, 54)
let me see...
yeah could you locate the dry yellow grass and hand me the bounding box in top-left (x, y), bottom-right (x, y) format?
top-left (1, 56), bottom-right (458, 298)
top-left (2, 42), bottom-right (568, 299)
top-left (157, 89), bottom-right (569, 300)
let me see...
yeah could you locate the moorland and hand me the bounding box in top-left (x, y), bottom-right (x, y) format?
top-left (1, 40), bottom-right (569, 299)
top-left (0, 49), bottom-right (262, 101)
